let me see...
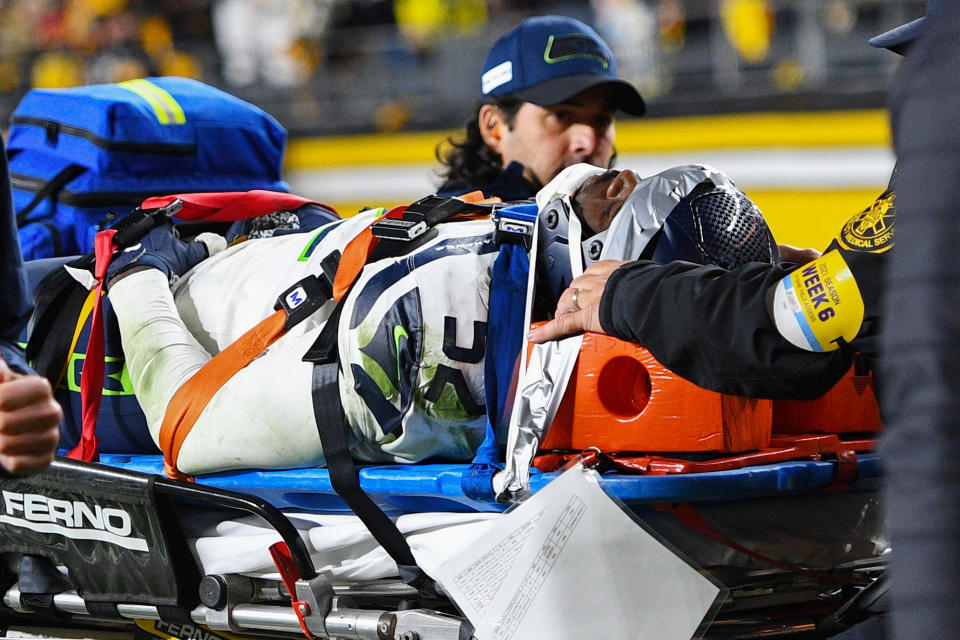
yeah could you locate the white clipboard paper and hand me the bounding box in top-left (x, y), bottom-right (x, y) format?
top-left (433, 463), bottom-right (726, 639)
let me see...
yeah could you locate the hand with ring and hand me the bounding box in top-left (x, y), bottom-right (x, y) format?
top-left (528, 260), bottom-right (630, 343)
top-left (571, 287), bottom-right (584, 311)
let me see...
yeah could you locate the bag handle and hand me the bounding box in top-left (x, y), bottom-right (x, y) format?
top-left (15, 164), bottom-right (87, 226)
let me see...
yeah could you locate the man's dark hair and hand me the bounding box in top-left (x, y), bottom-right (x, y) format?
top-left (435, 96), bottom-right (523, 192)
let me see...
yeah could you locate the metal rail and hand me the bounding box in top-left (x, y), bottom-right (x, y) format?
top-left (3, 587), bottom-right (472, 640)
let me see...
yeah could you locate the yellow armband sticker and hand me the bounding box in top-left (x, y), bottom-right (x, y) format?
top-left (771, 250), bottom-right (864, 352)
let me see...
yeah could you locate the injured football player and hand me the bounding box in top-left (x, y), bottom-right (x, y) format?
top-left (107, 163), bottom-right (781, 476)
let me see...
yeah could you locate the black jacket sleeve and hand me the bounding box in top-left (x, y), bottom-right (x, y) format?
top-left (0, 137), bottom-right (33, 374)
top-left (598, 259), bottom-right (851, 399)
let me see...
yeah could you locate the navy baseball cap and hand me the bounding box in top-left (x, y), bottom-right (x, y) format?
top-left (869, 0), bottom-right (945, 54)
top-left (480, 15), bottom-right (645, 116)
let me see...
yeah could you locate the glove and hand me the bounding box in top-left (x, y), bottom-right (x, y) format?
top-left (769, 189), bottom-right (894, 354)
top-left (106, 223), bottom-right (226, 288)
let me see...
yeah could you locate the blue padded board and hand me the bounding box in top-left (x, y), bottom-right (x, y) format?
top-left (96, 453), bottom-right (881, 514)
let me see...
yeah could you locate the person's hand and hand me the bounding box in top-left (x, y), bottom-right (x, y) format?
top-left (106, 223), bottom-right (226, 289)
top-left (0, 358), bottom-right (61, 476)
top-left (528, 260), bottom-right (630, 343)
top-left (777, 243), bottom-right (821, 265)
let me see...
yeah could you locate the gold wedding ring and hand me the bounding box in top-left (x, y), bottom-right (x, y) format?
top-left (571, 287), bottom-right (583, 311)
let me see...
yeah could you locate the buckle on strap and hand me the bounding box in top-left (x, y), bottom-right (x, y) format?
top-left (495, 216), bottom-right (535, 249)
top-left (370, 195), bottom-right (496, 242)
top-left (494, 202), bottom-right (538, 249)
top-left (370, 217), bottom-right (428, 241)
top-left (275, 275), bottom-right (332, 330)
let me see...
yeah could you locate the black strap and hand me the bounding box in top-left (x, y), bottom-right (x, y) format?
top-left (15, 164), bottom-right (87, 226)
top-left (25, 202), bottom-right (187, 386)
top-left (310, 362), bottom-right (433, 594)
top-left (367, 196), bottom-right (495, 261)
top-left (156, 605), bottom-right (196, 626)
top-left (298, 198), bottom-right (497, 594)
top-left (18, 555), bottom-right (72, 595)
top-left (274, 275), bottom-right (332, 331)
top-left (25, 259), bottom-right (91, 386)
top-left (85, 601), bottom-right (120, 618)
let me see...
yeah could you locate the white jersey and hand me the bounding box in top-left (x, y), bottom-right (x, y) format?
top-left (108, 164), bottom-right (763, 476)
top-left (110, 210), bottom-right (497, 474)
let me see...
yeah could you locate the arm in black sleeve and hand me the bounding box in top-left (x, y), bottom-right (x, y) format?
top-left (0, 138), bottom-right (34, 374)
top-left (598, 259), bottom-right (851, 399)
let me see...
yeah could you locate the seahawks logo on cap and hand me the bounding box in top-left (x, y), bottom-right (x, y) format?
top-left (544, 34), bottom-right (609, 69)
top-left (838, 190), bottom-right (895, 253)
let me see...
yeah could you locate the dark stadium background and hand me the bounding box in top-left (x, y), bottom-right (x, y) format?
top-left (0, 0), bottom-right (920, 246)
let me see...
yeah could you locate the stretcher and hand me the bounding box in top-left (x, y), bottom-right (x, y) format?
top-left (0, 441), bottom-right (886, 640)
top-left (3, 180), bottom-right (888, 638)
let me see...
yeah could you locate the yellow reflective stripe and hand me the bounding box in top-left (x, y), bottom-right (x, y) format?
top-left (135, 620), bottom-right (176, 640)
top-left (118, 79), bottom-right (186, 125)
top-left (118, 79), bottom-right (172, 124)
top-left (135, 619), bottom-right (252, 640)
top-left (138, 79), bottom-right (186, 124)
top-left (62, 288), bottom-right (135, 396)
top-left (66, 353), bottom-right (134, 396)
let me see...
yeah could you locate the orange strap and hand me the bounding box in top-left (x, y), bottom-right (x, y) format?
top-left (459, 190), bottom-right (501, 205)
top-left (163, 196), bottom-right (495, 476)
top-left (332, 198), bottom-right (498, 301)
top-left (332, 225), bottom-right (376, 301)
top-left (159, 308), bottom-right (288, 479)
top-left (332, 206), bottom-right (405, 301)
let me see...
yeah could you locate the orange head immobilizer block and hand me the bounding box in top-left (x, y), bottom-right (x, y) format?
top-left (772, 361), bottom-right (884, 435)
top-left (535, 330), bottom-right (772, 454)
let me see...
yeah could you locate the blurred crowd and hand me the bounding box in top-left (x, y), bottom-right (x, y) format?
top-left (0, 0), bottom-right (920, 136)
top-left (0, 0), bottom-right (209, 92)
top-left (0, 0), bottom-right (554, 92)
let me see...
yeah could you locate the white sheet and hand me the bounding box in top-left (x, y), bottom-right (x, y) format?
top-left (185, 511), bottom-right (499, 581)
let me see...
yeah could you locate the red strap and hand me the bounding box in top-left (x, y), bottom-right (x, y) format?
top-left (666, 503), bottom-right (870, 584)
top-left (825, 449), bottom-right (860, 492)
top-left (141, 190), bottom-right (326, 222)
top-left (68, 229), bottom-right (118, 461)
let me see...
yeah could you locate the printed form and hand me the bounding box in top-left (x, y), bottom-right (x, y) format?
top-left (433, 465), bottom-right (724, 640)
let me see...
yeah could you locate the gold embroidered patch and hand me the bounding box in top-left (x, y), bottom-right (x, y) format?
top-left (838, 191), bottom-right (895, 253)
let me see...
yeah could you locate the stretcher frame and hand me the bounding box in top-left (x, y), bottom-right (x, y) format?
top-left (5, 187), bottom-right (887, 638)
top-left (0, 446), bottom-right (886, 640)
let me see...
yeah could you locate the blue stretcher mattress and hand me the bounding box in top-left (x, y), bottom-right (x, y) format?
top-left (96, 452), bottom-right (881, 514)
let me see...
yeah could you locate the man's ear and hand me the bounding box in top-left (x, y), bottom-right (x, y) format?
top-left (478, 104), bottom-right (505, 152)
top-left (606, 170), bottom-right (639, 201)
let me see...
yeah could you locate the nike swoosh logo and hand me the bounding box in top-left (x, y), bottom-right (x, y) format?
top-left (393, 325), bottom-right (409, 381)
